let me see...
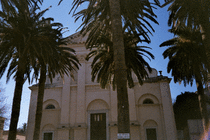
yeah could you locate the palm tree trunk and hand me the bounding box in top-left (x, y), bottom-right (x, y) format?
top-left (200, 23), bottom-right (210, 70)
top-left (33, 66), bottom-right (46, 140)
top-left (197, 80), bottom-right (209, 131)
top-left (199, 4), bottom-right (210, 132)
top-left (109, 0), bottom-right (130, 139)
top-left (198, 2), bottom-right (210, 131)
top-left (200, 0), bottom-right (210, 69)
top-left (8, 63), bottom-right (25, 140)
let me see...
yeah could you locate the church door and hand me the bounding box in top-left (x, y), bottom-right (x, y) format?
top-left (90, 113), bottom-right (106, 140)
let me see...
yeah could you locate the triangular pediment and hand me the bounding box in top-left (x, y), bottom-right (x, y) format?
top-left (66, 31), bottom-right (88, 44)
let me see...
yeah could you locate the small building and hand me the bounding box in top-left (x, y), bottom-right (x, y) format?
top-left (177, 119), bottom-right (210, 140)
top-left (0, 117), bottom-right (5, 140)
top-left (176, 84), bottom-right (210, 140)
top-left (2, 131), bottom-right (26, 140)
top-left (26, 32), bottom-right (177, 140)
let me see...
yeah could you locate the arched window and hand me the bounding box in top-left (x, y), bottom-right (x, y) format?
top-left (45, 104), bottom-right (55, 109)
top-left (143, 98), bottom-right (154, 104)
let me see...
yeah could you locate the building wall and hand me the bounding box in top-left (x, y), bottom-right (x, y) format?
top-left (26, 32), bottom-right (177, 140)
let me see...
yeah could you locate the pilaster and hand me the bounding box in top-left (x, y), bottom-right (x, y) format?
top-left (128, 88), bottom-right (137, 121)
top-left (76, 54), bottom-right (86, 123)
top-left (57, 128), bottom-right (70, 140)
top-left (160, 82), bottom-right (177, 140)
top-left (74, 127), bottom-right (87, 140)
top-left (60, 74), bottom-right (70, 124)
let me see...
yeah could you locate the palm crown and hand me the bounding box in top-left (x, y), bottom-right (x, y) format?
top-left (72, 0), bottom-right (159, 48)
top-left (160, 26), bottom-right (208, 86)
top-left (86, 32), bottom-right (154, 89)
top-left (166, 0), bottom-right (210, 28)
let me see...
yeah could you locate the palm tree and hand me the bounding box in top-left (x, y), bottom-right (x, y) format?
top-left (33, 56), bottom-right (79, 140)
top-left (72, 0), bottom-right (159, 48)
top-left (86, 32), bottom-right (154, 89)
top-left (160, 26), bottom-right (209, 130)
top-left (108, 1), bottom-right (130, 137)
top-left (67, 0), bottom-right (159, 138)
top-left (32, 21), bottom-right (80, 140)
top-left (163, 0), bottom-right (210, 132)
top-left (163, 0), bottom-right (210, 69)
top-left (165, 0), bottom-right (210, 31)
top-left (0, 0), bottom-right (43, 15)
top-left (0, 2), bottom-right (75, 140)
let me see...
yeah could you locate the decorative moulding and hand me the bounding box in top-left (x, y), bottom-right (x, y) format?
top-left (57, 124), bottom-right (70, 129)
top-left (133, 76), bottom-right (172, 85)
top-left (72, 123), bottom-right (87, 129)
top-left (77, 54), bottom-right (87, 62)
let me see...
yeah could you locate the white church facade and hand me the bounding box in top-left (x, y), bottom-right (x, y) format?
top-left (26, 32), bottom-right (177, 140)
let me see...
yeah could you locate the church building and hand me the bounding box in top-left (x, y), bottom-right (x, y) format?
top-left (26, 32), bottom-right (177, 140)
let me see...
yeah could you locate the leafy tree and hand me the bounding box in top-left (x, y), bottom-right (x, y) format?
top-left (160, 26), bottom-right (209, 130)
top-left (173, 92), bottom-right (202, 130)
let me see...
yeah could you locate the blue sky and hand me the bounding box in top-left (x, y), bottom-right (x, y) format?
top-left (0, 0), bottom-right (197, 130)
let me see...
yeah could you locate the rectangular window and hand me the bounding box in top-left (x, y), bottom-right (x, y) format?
top-left (146, 128), bottom-right (157, 140)
top-left (44, 132), bottom-right (53, 140)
